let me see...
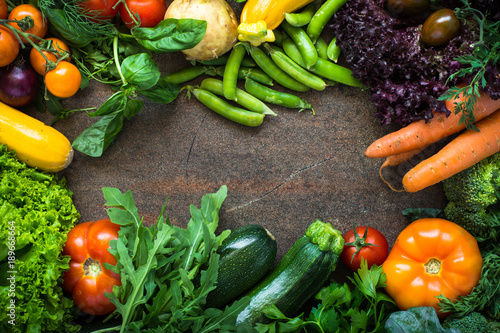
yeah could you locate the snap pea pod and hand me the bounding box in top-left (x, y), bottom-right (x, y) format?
top-left (280, 21), bottom-right (318, 69)
top-left (284, 0), bottom-right (320, 27)
top-left (315, 36), bottom-right (329, 60)
top-left (244, 78), bottom-right (314, 113)
top-left (307, 0), bottom-right (348, 43)
top-left (215, 66), bottom-right (274, 87)
top-left (200, 78), bottom-right (276, 116)
top-left (161, 66), bottom-right (215, 84)
top-left (223, 43), bottom-right (246, 101)
top-left (282, 36), bottom-right (365, 88)
top-left (264, 43), bottom-right (326, 91)
top-left (327, 37), bottom-right (341, 63)
top-left (245, 43), bottom-right (310, 92)
top-left (189, 86), bottom-right (265, 127)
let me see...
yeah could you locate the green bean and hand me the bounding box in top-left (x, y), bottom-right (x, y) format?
top-left (200, 78), bottom-right (276, 116)
top-left (307, 0), bottom-right (348, 43)
top-left (264, 43), bottom-right (326, 91)
top-left (284, 0), bottom-right (320, 27)
top-left (161, 66), bottom-right (213, 84)
top-left (282, 36), bottom-right (365, 88)
top-left (327, 37), bottom-right (341, 63)
top-left (315, 36), bottom-right (329, 60)
top-left (214, 66), bottom-right (274, 87)
top-left (223, 43), bottom-right (246, 101)
top-left (245, 43), bottom-right (310, 92)
top-left (280, 21), bottom-right (318, 69)
top-left (244, 78), bottom-right (314, 113)
top-left (190, 87), bottom-right (265, 127)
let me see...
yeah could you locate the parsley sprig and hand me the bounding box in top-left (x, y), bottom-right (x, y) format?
top-left (439, 0), bottom-right (500, 131)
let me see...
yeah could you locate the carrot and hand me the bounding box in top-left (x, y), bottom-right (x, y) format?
top-left (365, 89), bottom-right (500, 159)
top-left (402, 109), bottom-right (500, 192)
top-left (379, 147), bottom-right (426, 192)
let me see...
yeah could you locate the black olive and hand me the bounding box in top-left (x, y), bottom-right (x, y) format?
top-left (386, 0), bottom-right (430, 16)
top-left (421, 8), bottom-right (461, 47)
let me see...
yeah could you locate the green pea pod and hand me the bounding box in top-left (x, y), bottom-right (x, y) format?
top-left (161, 66), bottom-right (213, 84)
top-left (200, 78), bottom-right (276, 116)
top-left (215, 66), bottom-right (274, 87)
top-left (245, 43), bottom-right (310, 92)
top-left (282, 36), bottom-right (365, 88)
top-left (280, 21), bottom-right (318, 69)
top-left (223, 43), bottom-right (247, 101)
top-left (284, 0), bottom-right (320, 27)
top-left (190, 87), bottom-right (265, 127)
top-left (307, 0), bottom-right (348, 44)
top-left (327, 37), bottom-right (341, 63)
top-left (315, 36), bottom-right (329, 60)
top-left (264, 44), bottom-right (326, 91)
top-left (244, 78), bottom-right (314, 114)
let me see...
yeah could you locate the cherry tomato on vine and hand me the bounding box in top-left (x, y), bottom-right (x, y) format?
top-left (0, 26), bottom-right (20, 67)
top-left (119, 0), bottom-right (167, 29)
top-left (62, 218), bottom-right (121, 316)
top-left (421, 8), bottom-right (461, 47)
top-left (8, 4), bottom-right (48, 43)
top-left (340, 224), bottom-right (389, 271)
top-left (77, 0), bottom-right (121, 22)
top-left (30, 38), bottom-right (71, 75)
top-left (45, 61), bottom-right (82, 98)
top-left (0, 0), bottom-right (8, 20)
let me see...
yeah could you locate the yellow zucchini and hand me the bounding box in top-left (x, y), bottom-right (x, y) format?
top-left (238, 0), bottom-right (316, 46)
top-left (0, 101), bottom-right (73, 172)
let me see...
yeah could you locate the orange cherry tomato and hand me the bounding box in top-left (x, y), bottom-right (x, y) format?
top-left (8, 4), bottom-right (48, 43)
top-left (44, 61), bottom-right (82, 98)
top-left (0, 0), bottom-right (8, 19)
top-left (382, 218), bottom-right (483, 318)
top-left (30, 38), bottom-right (71, 75)
top-left (0, 26), bottom-right (20, 67)
top-left (62, 218), bottom-right (121, 316)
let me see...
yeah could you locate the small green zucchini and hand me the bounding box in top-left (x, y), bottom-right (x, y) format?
top-left (235, 220), bottom-right (344, 325)
top-left (206, 224), bottom-right (278, 309)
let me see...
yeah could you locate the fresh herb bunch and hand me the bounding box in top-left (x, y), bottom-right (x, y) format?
top-left (255, 260), bottom-right (397, 333)
top-left (92, 185), bottom-right (250, 333)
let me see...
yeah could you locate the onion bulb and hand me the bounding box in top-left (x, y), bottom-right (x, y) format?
top-left (0, 60), bottom-right (40, 107)
top-left (164, 0), bottom-right (238, 61)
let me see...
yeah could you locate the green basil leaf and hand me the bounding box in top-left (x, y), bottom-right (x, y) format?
top-left (138, 80), bottom-right (181, 104)
top-left (90, 91), bottom-right (128, 117)
top-left (124, 98), bottom-right (144, 119)
top-left (132, 18), bottom-right (207, 52)
top-left (121, 53), bottom-right (161, 90)
top-left (72, 112), bottom-right (124, 157)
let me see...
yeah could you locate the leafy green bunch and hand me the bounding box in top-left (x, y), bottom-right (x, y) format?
top-left (92, 185), bottom-right (250, 333)
top-left (255, 260), bottom-right (397, 333)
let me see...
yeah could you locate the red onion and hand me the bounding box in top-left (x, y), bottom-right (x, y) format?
top-left (0, 59), bottom-right (40, 107)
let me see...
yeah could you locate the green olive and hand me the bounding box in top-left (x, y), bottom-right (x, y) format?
top-left (421, 8), bottom-right (461, 47)
top-left (386, 0), bottom-right (430, 16)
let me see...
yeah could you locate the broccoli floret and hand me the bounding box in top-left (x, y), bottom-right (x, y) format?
top-left (442, 312), bottom-right (489, 333)
top-left (443, 152), bottom-right (500, 239)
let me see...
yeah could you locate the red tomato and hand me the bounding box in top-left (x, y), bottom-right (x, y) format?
top-left (77, 0), bottom-right (121, 21)
top-left (340, 225), bottom-right (389, 270)
top-left (62, 218), bottom-right (121, 316)
top-left (8, 4), bottom-right (48, 43)
top-left (119, 0), bottom-right (167, 29)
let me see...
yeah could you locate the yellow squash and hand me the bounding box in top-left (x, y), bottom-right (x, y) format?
top-left (238, 0), bottom-right (316, 46)
top-left (0, 101), bottom-right (74, 172)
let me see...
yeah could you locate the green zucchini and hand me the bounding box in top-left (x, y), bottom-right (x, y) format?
top-left (206, 224), bottom-right (278, 309)
top-left (235, 220), bottom-right (344, 325)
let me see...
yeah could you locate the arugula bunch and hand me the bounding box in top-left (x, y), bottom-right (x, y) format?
top-left (93, 185), bottom-right (250, 333)
top-left (256, 260), bottom-right (397, 333)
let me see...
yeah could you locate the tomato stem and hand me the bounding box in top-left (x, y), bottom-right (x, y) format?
top-left (424, 258), bottom-right (441, 275)
top-left (84, 258), bottom-right (103, 277)
top-left (345, 224), bottom-right (379, 263)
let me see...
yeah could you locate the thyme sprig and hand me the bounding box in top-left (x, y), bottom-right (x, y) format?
top-left (439, 0), bottom-right (500, 131)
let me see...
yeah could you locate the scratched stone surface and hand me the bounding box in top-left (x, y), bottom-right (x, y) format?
top-left (19, 1), bottom-right (449, 328)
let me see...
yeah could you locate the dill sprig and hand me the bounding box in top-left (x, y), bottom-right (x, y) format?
top-left (439, 0), bottom-right (500, 131)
